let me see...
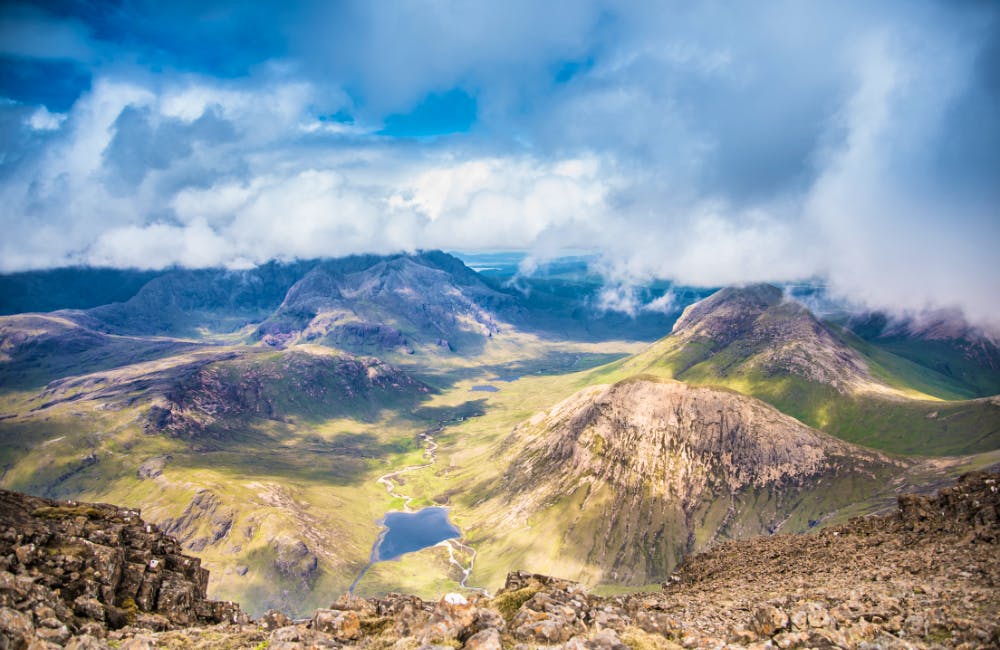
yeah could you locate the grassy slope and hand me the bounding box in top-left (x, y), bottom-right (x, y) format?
top-left (590, 328), bottom-right (1000, 456)
top-left (0, 324), bottom-right (646, 612)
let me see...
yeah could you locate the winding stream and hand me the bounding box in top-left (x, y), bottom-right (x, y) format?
top-left (351, 425), bottom-right (487, 595)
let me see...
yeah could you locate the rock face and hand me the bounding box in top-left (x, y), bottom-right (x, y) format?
top-left (0, 473), bottom-right (997, 648)
top-left (667, 283), bottom-right (873, 392)
top-left (0, 489), bottom-right (246, 647)
top-left (498, 377), bottom-right (904, 584)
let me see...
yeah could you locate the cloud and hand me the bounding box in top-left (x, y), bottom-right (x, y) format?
top-left (0, 1), bottom-right (997, 326)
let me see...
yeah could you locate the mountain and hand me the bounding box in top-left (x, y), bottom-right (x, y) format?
top-left (0, 267), bottom-right (162, 315)
top-left (602, 284), bottom-right (1000, 455)
top-left (0, 312), bottom-right (201, 390)
top-left (4, 468), bottom-right (995, 649)
top-left (656, 284), bottom-right (874, 392)
top-left (471, 376), bottom-right (905, 587)
top-left (845, 308), bottom-right (1000, 398)
top-left (256, 252), bottom-right (520, 354)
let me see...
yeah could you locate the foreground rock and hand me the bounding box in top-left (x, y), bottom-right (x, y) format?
top-left (1, 472), bottom-right (998, 648)
top-left (0, 489), bottom-right (246, 648)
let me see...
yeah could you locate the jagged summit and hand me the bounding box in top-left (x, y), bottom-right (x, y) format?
top-left (260, 252), bottom-right (516, 352)
top-left (0, 488), bottom-right (246, 642)
top-left (491, 377), bottom-right (903, 585)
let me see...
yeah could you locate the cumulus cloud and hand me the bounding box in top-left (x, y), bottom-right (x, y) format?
top-left (0, 1), bottom-right (997, 325)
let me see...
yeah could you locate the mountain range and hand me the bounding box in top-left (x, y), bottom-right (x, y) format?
top-left (1, 251), bottom-right (998, 616)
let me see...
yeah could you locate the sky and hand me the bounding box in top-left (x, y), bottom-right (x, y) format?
top-left (0, 1), bottom-right (998, 324)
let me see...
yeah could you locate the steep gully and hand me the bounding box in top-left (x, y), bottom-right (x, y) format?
top-left (350, 423), bottom-right (488, 595)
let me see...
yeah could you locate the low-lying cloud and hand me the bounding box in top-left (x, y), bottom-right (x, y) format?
top-left (0, 1), bottom-right (997, 325)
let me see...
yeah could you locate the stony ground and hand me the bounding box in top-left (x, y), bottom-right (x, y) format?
top-left (1, 472), bottom-right (997, 649)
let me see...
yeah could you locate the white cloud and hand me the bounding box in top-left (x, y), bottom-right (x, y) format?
top-left (1, 1), bottom-right (997, 327)
top-left (26, 106), bottom-right (66, 130)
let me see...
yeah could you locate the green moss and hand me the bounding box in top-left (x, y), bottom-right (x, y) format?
top-left (118, 596), bottom-right (139, 625)
top-left (253, 642), bottom-right (271, 650)
top-left (490, 585), bottom-right (542, 623)
top-left (621, 626), bottom-right (683, 649)
top-left (32, 505), bottom-right (103, 519)
top-left (360, 616), bottom-right (394, 636)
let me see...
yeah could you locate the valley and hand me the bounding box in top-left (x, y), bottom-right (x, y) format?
top-left (1, 252), bottom-right (998, 617)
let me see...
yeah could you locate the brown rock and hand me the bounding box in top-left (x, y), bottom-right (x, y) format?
top-left (0, 606), bottom-right (34, 649)
top-left (312, 608), bottom-right (361, 640)
top-left (64, 636), bottom-right (110, 650)
top-left (259, 608), bottom-right (293, 630)
top-left (462, 627), bottom-right (502, 650)
top-left (750, 605), bottom-right (788, 637)
top-left (74, 596), bottom-right (106, 622)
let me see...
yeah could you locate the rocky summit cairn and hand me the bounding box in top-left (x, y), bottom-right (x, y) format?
top-left (1, 472), bottom-right (998, 649)
top-left (0, 489), bottom-right (246, 648)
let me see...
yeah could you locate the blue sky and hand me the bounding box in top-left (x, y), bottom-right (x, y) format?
top-left (0, 1), bottom-right (998, 323)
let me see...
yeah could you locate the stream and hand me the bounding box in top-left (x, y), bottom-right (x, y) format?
top-left (350, 425), bottom-right (488, 595)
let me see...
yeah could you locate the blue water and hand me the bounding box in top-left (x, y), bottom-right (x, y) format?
top-left (376, 507), bottom-right (461, 561)
top-left (469, 385), bottom-right (500, 392)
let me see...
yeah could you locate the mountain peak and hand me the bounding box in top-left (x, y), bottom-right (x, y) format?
top-left (671, 283), bottom-right (783, 339)
top-left (495, 377), bottom-right (902, 584)
top-left (658, 284), bottom-right (873, 393)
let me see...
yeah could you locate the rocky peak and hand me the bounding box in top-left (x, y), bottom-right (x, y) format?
top-left (668, 284), bottom-right (873, 392)
top-left (671, 283), bottom-right (784, 341)
top-left (495, 377), bottom-right (904, 584)
top-left (515, 378), bottom-right (892, 497)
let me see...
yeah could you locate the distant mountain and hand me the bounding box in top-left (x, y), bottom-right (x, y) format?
top-left (256, 252), bottom-right (520, 354)
top-left (0, 312), bottom-right (201, 390)
top-left (81, 261), bottom-right (311, 337)
top-left (601, 284), bottom-right (1000, 455)
top-left (0, 267), bottom-right (163, 315)
top-left (657, 284), bottom-right (873, 392)
top-left (483, 377), bottom-right (904, 585)
top-left (844, 309), bottom-right (1000, 398)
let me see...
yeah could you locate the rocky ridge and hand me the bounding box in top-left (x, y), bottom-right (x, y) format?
top-left (1, 472), bottom-right (998, 649)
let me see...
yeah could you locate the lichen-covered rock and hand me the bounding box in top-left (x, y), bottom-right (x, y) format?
top-left (0, 606), bottom-right (34, 648)
top-left (750, 605), bottom-right (788, 637)
top-left (312, 607), bottom-right (361, 640)
top-left (462, 627), bottom-right (502, 650)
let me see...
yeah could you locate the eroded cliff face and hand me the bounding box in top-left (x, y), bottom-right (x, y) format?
top-left (498, 378), bottom-right (906, 583)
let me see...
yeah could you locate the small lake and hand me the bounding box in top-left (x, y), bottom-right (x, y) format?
top-left (469, 385), bottom-right (500, 392)
top-left (376, 507), bottom-right (461, 561)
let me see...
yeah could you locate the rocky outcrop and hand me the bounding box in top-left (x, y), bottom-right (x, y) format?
top-left (0, 489), bottom-right (246, 648)
top-left (0, 473), bottom-right (997, 648)
top-left (497, 377), bottom-right (905, 583)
